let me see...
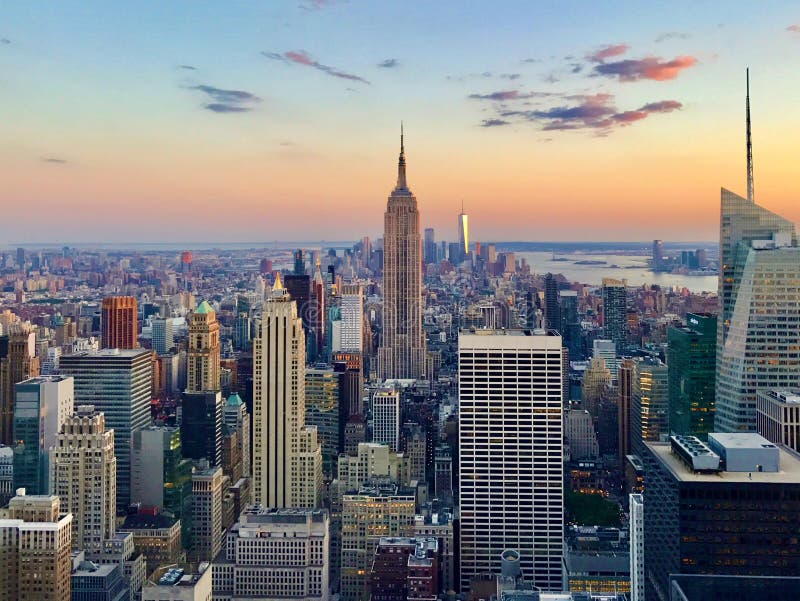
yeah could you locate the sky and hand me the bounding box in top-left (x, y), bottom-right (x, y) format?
top-left (2, 1), bottom-right (800, 244)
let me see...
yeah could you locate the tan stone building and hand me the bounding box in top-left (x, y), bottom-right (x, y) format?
top-left (186, 300), bottom-right (220, 393)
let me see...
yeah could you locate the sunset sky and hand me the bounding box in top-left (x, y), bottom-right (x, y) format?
top-left (2, 1), bottom-right (800, 244)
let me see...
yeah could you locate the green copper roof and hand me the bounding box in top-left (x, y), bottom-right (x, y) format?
top-left (226, 392), bottom-right (243, 406)
top-left (195, 300), bottom-right (214, 314)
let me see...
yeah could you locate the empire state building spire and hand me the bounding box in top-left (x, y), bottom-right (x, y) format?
top-left (396, 122), bottom-right (408, 192)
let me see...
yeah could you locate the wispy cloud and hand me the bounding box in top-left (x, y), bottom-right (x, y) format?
top-left (178, 64), bottom-right (196, 71)
top-left (655, 31), bottom-right (691, 43)
top-left (493, 93), bottom-right (682, 133)
top-left (499, 73), bottom-right (521, 80)
top-left (521, 58), bottom-right (540, 64)
top-left (0, 38), bottom-right (10, 45)
top-left (188, 84), bottom-right (261, 113)
top-left (587, 43), bottom-right (629, 63)
top-left (263, 50), bottom-right (370, 84)
top-left (42, 156), bottom-right (68, 164)
top-left (468, 89), bottom-right (556, 101)
top-left (593, 55), bottom-right (697, 81)
top-left (377, 58), bottom-right (399, 69)
top-left (788, 24), bottom-right (800, 34)
top-left (481, 119), bottom-right (510, 127)
top-left (300, 0), bottom-right (334, 10)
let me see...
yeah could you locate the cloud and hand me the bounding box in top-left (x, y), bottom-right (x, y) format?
top-left (499, 73), bottom-right (521, 80)
top-left (521, 58), bottom-right (540, 64)
top-left (655, 31), bottom-right (691, 42)
top-left (481, 119), bottom-right (510, 127)
top-left (0, 38), bottom-right (10, 45)
top-left (593, 55), bottom-right (697, 81)
top-left (42, 156), bottom-right (68, 164)
top-left (377, 58), bottom-right (399, 69)
top-left (187, 84), bottom-right (261, 113)
top-left (468, 89), bottom-right (555, 101)
top-left (788, 24), bottom-right (800, 34)
top-left (263, 50), bottom-right (370, 84)
top-left (300, 0), bottom-right (334, 10)
top-left (587, 43), bottom-right (629, 62)
top-left (493, 93), bottom-right (682, 133)
top-left (178, 64), bottom-right (196, 70)
top-left (569, 63), bottom-right (583, 74)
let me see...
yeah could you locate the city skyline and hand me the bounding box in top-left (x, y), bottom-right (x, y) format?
top-left (3, 2), bottom-right (800, 243)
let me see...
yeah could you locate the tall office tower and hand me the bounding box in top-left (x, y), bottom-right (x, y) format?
top-left (631, 358), bottom-right (669, 452)
top-left (49, 405), bottom-right (116, 554)
top-left (581, 357), bottom-right (610, 419)
top-left (212, 507), bottom-right (330, 600)
top-left (458, 330), bottom-right (564, 591)
top-left (340, 284), bottom-right (364, 353)
top-left (564, 409), bottom-right (599, 460)
top-left (617, 358), bottom-right (635, 467)
top-left (252, 275), bottom-right (322, 509)
top-left (559, 290), bottom-right (581, 360)
top-left (223, 392), bottom-right (250, 477)
top-left (101, 296), bottom-right (138, 350)
top-left (652, 239), bottom-right (664, 271)
top-left (372, 387), bottom-right (400, 452)
top-left (233, 312), bottom-right (251, 351)
top-left (402, 423), bottom-right (427, 482)
top-left (757, 390), bottom-right (800, 452)
top-left (131, 427), bottom-right (193, 532)
top-left (294, 249), bottom-right (306, 275)
top-left (60, 349), bottom-right (152, 508)
top-left (642, 434), bottom-right (800, 600)
top-left (544, 273), bottom-right (560, 331)
top-left (333, 351), bottom-right (363, 443)
top-left (667, 313), bottom-right (716, 437)
top-left (0, 493), bottom-right (73, 601)
top-left (13, 376), bottom-right (74, 495)
top-left (458, 203), bottom-right (469, 260)
top-left (341, 481), bottom-right (416, 601)
top-left (186, 301), bottom-right (220, 393)
top-left (377, 128), bottom-right (427, 381)
top-left (423, 228), bottom-right (437, 265)
top-left (181, 390), bottom-right (222, 466)
top-left (593, 338), bottom-right (618, 380)
top-left (150, 317), bottom-right (173, 355)
top-left (305, 368), bottom-right (341, 477)
top-left (16, 246), bottom-right (25, 268)
top-left (0, 322), bottom-right (40, 444)
top-left (601, 278), bottom-right (627, 354)
top-left (629, 493), bottom-right (644, 601)
top-left (191, 466), bottom-right (223, 562)
top-left (434, 444), bottom-right (453, 501)
top-left (310, 264), bottom-right (326, 359)
top-left (284, 273), bottom-right (312, 334)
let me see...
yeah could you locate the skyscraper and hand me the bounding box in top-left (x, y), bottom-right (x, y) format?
top-left (544, 273), bottom-right (560, 331)
top-left (185, 301), bottom-right (220, 393)
top-left (652, 239), bottom-right (664, 271)
top-left (668, 313), bottom-right (716, 437)
top-left (252, 274), bottom-right (322, 508)
top-left (629, 493), bottom-right (644, 601)
top-left (101, 296), bottom-right (138, 350)
top-left (423, 228), bottom-right (437, 265)
top-left (310, 263), bottom-right (326, 359)
top-left (372, 387), bottom-right (400, 452)
top-left (631, 358), bottom-right (669, 452)
top-left (601, 278), bottom-right (626, 354)
top-left (49, 405), bottom-right (116, 554)
top-left (60, 349), bottom-right (152, 508)
top-left (377, 128), bottom-right (427, 380)
top-left (339, 284), bottom-right (363, 353)
top-left (0, 322), bottom-right (40, 444)
top-left (151, 317), bottom-right (173, 355)
top-left (458, 202), bottom-right (469, 261)
top-left (191, 466), bottom-right (223, 562)
top-left (458, 330), bottom-right (564, 590)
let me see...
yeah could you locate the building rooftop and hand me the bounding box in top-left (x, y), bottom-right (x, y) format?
top-left (195, 300), bottom-right (214, 314)
top-left (760, 389), bottom-right (800, 405)
top-left (120, 512), bottom-right (179, 530)
top-left (646, 441), bottom-right (800, 483)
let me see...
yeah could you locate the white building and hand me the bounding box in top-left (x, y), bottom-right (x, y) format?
top-left (592, 339), bottom-right (617, 380)
top-left (372, 387), bottom-right (400, 452)
top-left (564, 409), bottom-right (599, 460)
top-left (338, 284), bottom-right (363, 353)
top-left (458, 330), bottom-right (564, 591)
top-left (212, 507), bottom-right (329, 601)
top-left (629, 493), bottom-right (644, 601)
top-left (252, 275), bottom-right (322, 509)
top-left (151, 318), bottom-right (174, 355)
top-left (50, 405), bottom-right (116, 555)
top-left (757, 389), bottom-right (800, 452)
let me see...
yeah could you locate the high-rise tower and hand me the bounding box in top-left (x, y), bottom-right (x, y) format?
top-left (101, 296), bottom-right (137, 350)
top-left (252, 274), bottom-right (322, 508)
top-left (377, 126), bottom-right (427, 380)
top-left (458, 201), bottom-right (469, 260)
top-left (186, 301), bottom-right (220, 393)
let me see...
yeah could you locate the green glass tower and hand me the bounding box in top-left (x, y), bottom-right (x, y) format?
top-left (668, 313), bottom-right (716, 438)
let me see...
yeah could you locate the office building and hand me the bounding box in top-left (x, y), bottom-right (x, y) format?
top-left (180, 390), bottom-right (222, 467)
top-left (305, 368), bottom-right (341, 476)
top-left (757, 389), bottom-right (800, 452)
top-left (341, 481), bottom-right (416, 601)
top-left (0, 322), bottom-right (40, 444)
top-left (373, 386), bottom-right (400, 452)
top-left (334, 443), bottom-right (405, 502)
top-left (284, 272), bottom-right (312, 337)
top-left (0, 493), bottom-right (73, 601)
top-left (70, 558), bottom-right (129, 601)
top-left (458, 330), bottom-right (564, 591)
top-left (60, 348), bottom-right (152, 508)
top-left (377, 128), bottom-right (427, 380)
top-left (12, 375), bottom-right (73, 495)
top-left (642, 434), bottom-right (800, 600)
top-left (118, 513), bottom-right (182, 577)
top-left (544, 273), bottom-right (560, 331)
top-left (102, 296), bottom-right (138, 350)
top-left (212, 507), bottom-right (329, 601)
top-left (667, 313), bottom-right (716, 437)
top-left (370, 537), bottom-right (438, 601)
top-left (142, 564), bottom-right (212, 601)
top-left (151, 318), bottom-right (173, 355)
top-left (252, 275), bottom-right (322, 508)
top-left (0, 445), bottom-right (12, 506)
top-left (652, 239), bottom-right (664, 271)
top-left (565, 409), bottom-right (599, 460)
top-left (191, 466), bottom-right (223, 563)
top-left (629, 493), bottom-right (644, 601)
top-left (559, 290), bottom-right (581, 360)
top-left (223, 392), bottom-right (250, 477)
top-left (423, 228), bottom-right (437, 265)
top-left (592, 338), bottom-right (617, 380)
top-left (601, 278), bottom-right (626, 354)
top-left (617, 358), bottom-right (635, 466)
top-left (50, 405), bottom-right (116, 555)
top-left (310, 264), bottom-right (326, 359)
top-left (631, 358), bottom-right (669, 452)
top-left (186, 301), bottom-right (220, 393)
top-left (339, 284), bottom-right (364, 353)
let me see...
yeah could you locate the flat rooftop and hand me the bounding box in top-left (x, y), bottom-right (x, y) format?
top-left (646, 442), bottom-right (800, 484)
top-left (708, 432), bottom-right (775, 450)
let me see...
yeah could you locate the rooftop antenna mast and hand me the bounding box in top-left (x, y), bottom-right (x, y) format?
top-left (746, 68), bottom-right (754, 203)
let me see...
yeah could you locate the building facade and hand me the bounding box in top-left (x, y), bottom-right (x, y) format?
top-left (101, 296), bottom-right (138, 350)
top-left (372, 387), bottom-right (400, 452)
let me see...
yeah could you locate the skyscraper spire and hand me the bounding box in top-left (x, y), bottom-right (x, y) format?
top-left (396, 122), bottom-right (407, 191)
top-left (746, 68), bottom-right (754, 203)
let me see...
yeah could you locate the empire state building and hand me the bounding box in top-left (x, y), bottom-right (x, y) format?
top-left (378, 128), bottom-right (427, 380)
